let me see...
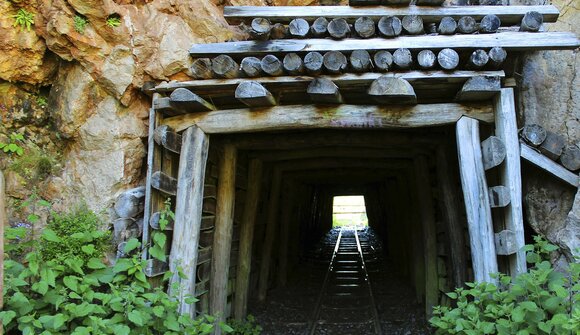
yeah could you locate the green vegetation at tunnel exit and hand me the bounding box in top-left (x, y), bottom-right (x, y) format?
top-left (332, 195), bottom-right (369, 228)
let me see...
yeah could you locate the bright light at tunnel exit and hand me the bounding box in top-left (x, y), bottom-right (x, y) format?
top-left (332, 196), bottom-right (369, 228)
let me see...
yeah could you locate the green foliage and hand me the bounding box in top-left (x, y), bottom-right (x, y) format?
top-left (12, 8), bottom-right (34, 31)
top-left (36, 95), bottom-right (48, 107)
top-left (0, 132), bottom-right (25, 156)
top-left (10, 142), bottom-right (59, 182)
top-left (430, 236), bottom-right (580, 335)
top-left (106, 15), bottom-right (121, 27)
top-left (226, 315), bottom-right (262, 335)
top-left (148, 198), bottom-right (174, 262)
top-left (1, 204), bottom-right (232, 335)
top-left (73, 15), bottom-right (88, 34)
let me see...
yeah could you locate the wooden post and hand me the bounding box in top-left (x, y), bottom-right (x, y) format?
top-left (0, 170), bottom-right (6, 334)
top-left (456, 117), bottom-right (498, 283)
top-left (494, 88), bottom-right (526, 276)
top-left (210, 144), bottom-right (237, 329)
top-left (234, 159), bottom-right (263, 320)
top-left (258, 168), bottom-right (282, 302)
top-left (414, 156), bottom-right (439, 317)
top-left (168, 126), bottom-right (209, 317)
top-left (436, 146), bottom-right (467, 288)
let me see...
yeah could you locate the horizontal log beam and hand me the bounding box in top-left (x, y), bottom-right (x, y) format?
top-left (161, 103), bottom-right (493, 133)
top-left (223, 5), bottom-right (560, 25)
top-left (521, 143), bottom-right (579, 187)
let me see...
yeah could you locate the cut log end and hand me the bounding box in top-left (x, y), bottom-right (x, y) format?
top-left (539, 131), bottom-right (566, 161)
top-left (241, 57), bottom-right (263, 78)
top-left (456, 76), bottom-right (501, 102)
top-left (304, 51), bottom-right (324, 75)
top-left (323, 51), bottom-right (348, 74)
top-left (560, 145), bottom-right (580, 171)
top-left (373, 50), bottom-right (393, 72)
top-left (289, 18), bottom-right (310, 38)
top-left (480, 14), bottom-right (501, 34)
top-left (311, 17), bottom-right (329, 38)
top-left (250, 18), bottom-right (271, 40)
top-left (307, 78), bottom-right (343, 104)
top-left (402, 15), bottom-right (424, 35)
top-left (417, 50), bottom-right (436, 69)
top-left (438, 17), bottom-right (457, 35)
top-left (235, 81), bottom-right (277, 107)
top-left (283, 53), bottom-right (305, 75)
top-left (260, 54), bottom-right (284, 76)
top-left (368, 76), bottom-right (417, 104)
top-left (191, 58), bottom-right (213, 80)
top-left (457, 16), bottom-right (477, 34)
top-left (520, 11), bottom-right (543, 32)
top-left (522, 124), bottom-right (547, 147)
top-left (350, 49), bottom-right (372, 73)
top-left (211, 54), bottom-right (240, 79)
top-left (354, 17), bottom-right (376, 38)
top-left (378, 16), bottom-right (402, 38)
top-left (328, 18), bottom-right (351, 39)
top-left (437, 48), bottom-right (459, 71)
top-left (488, 47), bottom-right (507, 69)
top-left (393, 48), bottom-right (413, 70)
top-left (481, 136), bottom-right (506, 170)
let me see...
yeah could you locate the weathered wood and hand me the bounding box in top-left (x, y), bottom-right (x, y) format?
top-left (151, 171), bottom-right (177, 196)
top-left (150, 211), bottom-right (175, 230)
top-left (260, 54), bottom-right (284, 76)
top-left (522, 124), bottom-right (547, 147)
top-left (457, 16), bottom-right (477, 34)
top-left (373, 51), bottom-right (393, 72)
top-left (393, 48), bottom-right (413, 69)
top-left (170, 88), bottom-right (216, 113)
top-left (437, 48), bottom-right (459, 70)
top-left (521, 143), bottom-right (579, 187)
top-left (417, 50), bottom-right (436, 69)
top-left (212, 55), bottom-right (240, 79)
top-left (354, 16), bottom-right (375, 38)
top-left (416, 0), bottom-right (445, 5)
top-left (383, 0), bottom-right (412, 4)
top-left (240, 57), bottom-right (263, 77)
top-left (349, 0), bottom-right (381, 5)
top-left (191, 58), bottom-right (213, 80)
top-left (323, 51), bottom-right (348, 74)
top-left (539, 131), bottom-right (566, 161)
top-left (456, 76), bottom-right (501, 102)
top-left (210, 144), bottom-right (237, 329)
top-left (520, 11), bottom-right (543, 32)
top-left (189, 32), bottom-right (580, 57)
top-left (350, 49), bottom-right (372, 72)
top-left (425, 22), bottom-right (437, 34)
top-left (307, 78), bottom-right (343, 104)
top-left (561, 145), bottom-right (580, 171)
top-left (481, 136), bottom-right (506, 170)
top-left (468, 49), bottom-right (489, 70)
top-left (154, 125), bottom-right (182, 154)
top-left (479, 14), bottom-right (501, 34)
top-left (153, 97), bottom-right (174, 115)
top-left (495, 88), bottom-right (527, 276)
top-left (378, 16), bottom-right (402, 37)
top-left (145, 258), bottom-right (169, 277)
top-left (271, 23), bottom-right (288, 39)
top-left (250, 18), bottom-right (271, 40)
top-left (235, 81), bottom-right (277, 107)
top-left (437, 16), bottom-right (456, 35)
top-left (488, 47), bottom-right (507, 69)
top-left (495, 230), bottom-right (518, 255)
top-left (162, 102), bottom-right (493, 133)
top-left (234, 159), bottom-right (263, 320)
top-left (402, 15), bottom-right (424, 35)
top-left (304, 51), bottom-right (324, 75)
top-left (310, 17), bottom-right (329, 38)
top-left (456, 117), bottom-right (498, 283)
top-left (488, 185), bottom-right (511, 208)
top-left (288, 18), bottom-right (310, 38)
top-left (328, 18), bottom-right (351, 39)
top-left (114, 187), bottom-right (145, 219)
top-left (368, 76), bottom-right (417, 104)
top-left (283, 53), bottom-right (304, 75)
top-left (168, 126), bottom-right (209, 317)
top-left (224, 5), bottom-right (561, 26)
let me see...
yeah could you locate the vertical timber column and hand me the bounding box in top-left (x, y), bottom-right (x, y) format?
top-left (414, 156), bottom-right (439, 316)
top-left (258, 168), bottom-right (282, 301)
top-left (456, 117), bottom-right (498, 283)
top-left (210, 143), bottom-right (237, 329)
top-left (494, 88), bottom-right (526, 276)
top-left (169, 126), bottom-right (209, 317)
top-left (234, 159), bottom-right (263, 320)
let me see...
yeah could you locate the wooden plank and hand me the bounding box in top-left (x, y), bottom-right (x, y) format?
top-left (456, 117), bottom-right (498, 283)
top-left (189, 32), bottom-right (579, 57)
top-left (234, 159), bottom-right (263, 320)
top-left (521, 143), bottom-right (579, 188)
top-left (168, 126), bottom-right (209, 317)
top-left (223, 5), bottom-right (560, 25)
top-left (210, 144), bottom-right (237, 329)
top-left (154, 125), bottom-right (182, 154)
top-left (162, 103), bottom-right (493, 134)
top-left (151, 171), bottom-right (177, 196)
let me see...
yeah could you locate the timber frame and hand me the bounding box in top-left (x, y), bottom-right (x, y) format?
top-left (140, 2), bottom-right (580, 329)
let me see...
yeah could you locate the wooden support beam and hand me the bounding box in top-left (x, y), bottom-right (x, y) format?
top-left (368, 76), bottom-right (417, 104)
top-left (210, 144), bottom-right (237, 328)
top-left (154, 125), bottom-right (182, 154)
top-left (235, 81), bottom-right (277, 107)
top-left (161, 103), bottom-right (493, 133)
top-left (168, 126), bottom-right (209, 317)
top-left (151, 171), bottom-right (177, 196)
top-left (223, 6), bottom-right (560, 25)
top-left (189, 32), bottom-right (579, 57)
top-left (307, 78), bottom-right (343, 104)
top-left (521, 143), bottom-right (579, 187)
top-left (456, 117), bottom-right (498, 283)
top-left (170, 88), bottom-right (216, 114)
top-left (456, 76), bottom-right (501, 102)
top-left (488, 185), bottom-right (511, 208)
top-left (494, 230), bottom-right (519, 255)
top-left (481, 135), bottom-right (506, 170)
top-left (234, 159), bottom-right (263, 320)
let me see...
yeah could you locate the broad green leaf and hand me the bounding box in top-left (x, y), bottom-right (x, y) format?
top-left (128, 310), bottom-right (144, 326)
top-left (81, 244), bottom-right (95, 255)
top-left (124, 238), bottom-right (141, 253)
top-left (87, 258), bottom-right (107, 269)
top-left (0, 310), bottom-right (17, 325)
top-left (42, 229), bottom-right (61, 242)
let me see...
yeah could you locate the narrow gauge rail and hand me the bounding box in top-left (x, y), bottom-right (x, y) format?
top-left (307, 228), bottom-right (382, 335)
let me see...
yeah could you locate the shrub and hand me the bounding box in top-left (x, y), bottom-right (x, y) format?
top-left (0, 132), bottom-right (25, 156)
top-left (73, 15), bottom-right (88, 34)
top-left (430, 236), bottom-right (580, 334)
top-left (227, 315), bottom-right (262, 335)
top-left (12, 8), bottom-right (34, 31)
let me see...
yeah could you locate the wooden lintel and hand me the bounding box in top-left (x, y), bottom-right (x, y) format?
top-left (456, 76), bottom-right (501, 102)
top-left (154, 125), bottom-right (182, 154)
top-left (223, 5), bottom-right (560, 25)
top-left (189, 32), bottom-right (579, 57)
top-left (521, 143), bottom-right (579, 187)
top-left (151, 171), bottom-right (177, 196)
top-left (161, 103), bottom-right (493, 133)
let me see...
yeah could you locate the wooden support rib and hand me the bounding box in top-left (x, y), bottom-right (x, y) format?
top-left (154, 125), bottom-right (182, 154)
top-left (170, 88), bottom-right (216, 113)
top-left (151, 171), bottom-right (178, 196)
top-left (189, 32), bottom-right (578, 57)
top-left (481, 135), bottom-right (506, 170)
top-left (456, 76), bottom-right (501, 102)
top-left (235, 81), bottom-right (277, 107)
top-left (489, 185), bottom-right (511, 208)
top-left (223, 5), bottom-right (560, 25)
top-left (456, 117), bottom-right (498, 283)
top-left (368, 76), bottom-right (417, 104)
top-left (161, 103), bottom-right (494, 134)
top-left (521, 143), bottom-right (579, 187)
top-left (307, 78), bottom-right (343, 104)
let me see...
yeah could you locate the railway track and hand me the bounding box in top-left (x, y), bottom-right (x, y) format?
top-left (306, 227), bottom-right (382, 335)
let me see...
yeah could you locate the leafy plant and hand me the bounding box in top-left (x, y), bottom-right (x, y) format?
top-left (430, 236), bottom-right (580, 334)
top-left (73, 15), bottom-right (88, 34)
top-left (0, 132), bottom-right (25, 156)
top-left (36, 95), bottom-right (48, 107)
top-left (10, 142), bottom-right (59, 182)
top-left (227, 315), bottom-right (262, 335)
top-left (106, 15), bottom-right (121, 28)
top-left (12, 8), bottom-right (34, 31)
top-left (148, 198), bottom-right (173, 262)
